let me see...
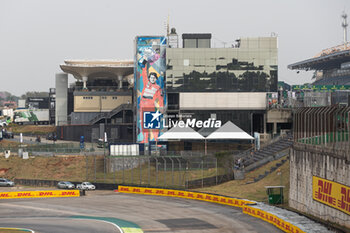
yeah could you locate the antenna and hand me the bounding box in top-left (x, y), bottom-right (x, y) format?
top-left (212, 37), bottom-right (233, 48)
top-left (341, 11), bottom-right (348, 43)
top-left (167, 12), bottom-right (170, 36)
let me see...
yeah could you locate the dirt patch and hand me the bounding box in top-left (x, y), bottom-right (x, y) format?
top-left (8, 124), bottom-right (56, 134)
top-left (0, 155), bottom-right (104, 182)
top-left (0, 140), bottom-right (20, 147)
top-left (0, 168), bottom-right (10, 175)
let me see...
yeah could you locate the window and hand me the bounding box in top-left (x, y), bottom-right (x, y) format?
top-left (112, 97), bottom-right (118, 100)
top-left (83, 96), bottom-right (93, 100)
top-left (183, 39), bottom-right (197, 48)
top-left (183, 59), bottom-right (189, 66)
top-left (102, 96), bottom-right (107, 100)
top-left (198, 39), bottom-right (210, 48)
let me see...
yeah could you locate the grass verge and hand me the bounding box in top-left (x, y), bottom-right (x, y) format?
top-left (195, 156), bottom-right (289, 202)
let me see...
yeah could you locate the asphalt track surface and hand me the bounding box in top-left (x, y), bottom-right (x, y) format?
top-left (0, 190), bottom-right (283, 233)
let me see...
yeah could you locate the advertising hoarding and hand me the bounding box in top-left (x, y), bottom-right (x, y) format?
top-left (313, 176), bottom-right (350, 215)
top-left (135, 36), bottom-right (167, 143)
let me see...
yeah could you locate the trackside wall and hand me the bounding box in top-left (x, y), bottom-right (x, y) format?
top-left (290, 143), bottom-right (350, 228)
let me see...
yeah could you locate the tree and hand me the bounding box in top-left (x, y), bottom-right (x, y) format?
top-left (21, 91), bottom-right (49, 99)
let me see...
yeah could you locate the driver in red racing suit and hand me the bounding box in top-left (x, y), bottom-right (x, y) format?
top-left (140, 67), bottom-right (164, 143)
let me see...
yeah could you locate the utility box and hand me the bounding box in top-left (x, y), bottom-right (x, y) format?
top-left (265, 186), bottom-right (285, 204)
top-left (18, 148), bottom-right (23, 158)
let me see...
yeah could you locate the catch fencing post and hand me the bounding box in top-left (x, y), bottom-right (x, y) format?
top-left (122, 155), bottom-right (125, 184)
top-left (176, 157), bottom-right (181, 187)
top-left (113, 157), bottom-right (116, 185)
top-left (148, 156), bottom-right (151, 186)
top-left (163, 157), bottom-right (167, 187)
top-left (131, 156), bottom-right (133, 185)
top-left (170, 157), bottom-right (174, 186)
top-left (185, 160), bottom-right (189, 189)
top-left (139, 156), bottom-right (142, 186)
top-left (216, 157), bottom-right (218, 185)
top-left (201, 156), bottom-right (204, 188)
top-left (155, 157), bottom-right (159, 186)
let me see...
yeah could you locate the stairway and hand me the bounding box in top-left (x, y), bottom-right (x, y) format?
top-left (89, 103), bottom-right (133, 125)
top-left (242, 133), bottom-right (293, 172)
top-left (247, 156), bottom-right (289, 184)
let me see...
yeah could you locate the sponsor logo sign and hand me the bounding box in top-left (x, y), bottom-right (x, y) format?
top-left (143, 112), bottom-right (222, 129)
top-left (143, 111), bottom-right (162, 129)
top-left (313, 176), bottom-right (350, 215)
top-left (0, 190), bottom-right (80, 199)
top-left (243, 206), bottom-right (305, 233)
top-left (118, 186), bottom-right (253, 207)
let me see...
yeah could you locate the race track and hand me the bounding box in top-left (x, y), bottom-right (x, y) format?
top-left (0, 190), bottom-right (282, 233)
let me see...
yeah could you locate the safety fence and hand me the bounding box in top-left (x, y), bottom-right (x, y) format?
top-left (14, 179), bottom-right (117, 190)
top-left (3, 154), bottom-right (240, 190)
top-left (0, 143), bottom-right (95, 154)
top-left (105, 154), bottom-right (238, 189)
top-left (293, 105), bottom-right (350, 151)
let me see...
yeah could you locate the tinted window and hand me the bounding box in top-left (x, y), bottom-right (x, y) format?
top-left (166, 47), bottom-right (278, 92)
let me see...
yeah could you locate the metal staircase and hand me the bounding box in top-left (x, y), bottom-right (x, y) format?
top-left (89, 104), bottom-right (133, 125)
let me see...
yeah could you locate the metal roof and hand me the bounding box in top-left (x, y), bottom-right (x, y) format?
top-left (182, 33), bottom-right (212, 39)
top-left (158, 125), bottom-right (205, 140)
top-left (60, 60), bottom-right (134, 80)
top-left (288, 50), bottom-right (350, 70)
top-left (206, 121), bottom-right (254, 140)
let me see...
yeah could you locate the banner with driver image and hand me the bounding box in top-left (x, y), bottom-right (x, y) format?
top-left (135, 36), bottom-right (167, 143)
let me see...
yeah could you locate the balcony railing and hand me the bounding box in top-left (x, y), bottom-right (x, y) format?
top-left (73, 86), bottom-right (131, 93)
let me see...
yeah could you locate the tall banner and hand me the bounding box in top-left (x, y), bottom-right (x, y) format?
top-left (135, 36), bottom-right (167, 143)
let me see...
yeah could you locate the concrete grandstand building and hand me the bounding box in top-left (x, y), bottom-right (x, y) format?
top-left (288, 42), bottom-right (350, 85)
top-left (288, 42), bottom-right (350, 106)
top-left (56, 60), bottom-right (135, 142)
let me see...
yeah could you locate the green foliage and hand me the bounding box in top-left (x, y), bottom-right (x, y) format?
top-left (215, 151), bottom-right (234, 169)
top-left (214, 151), bottom-right (231, 158)
top-left (0, 91), bottom-right (19, 107)
top-left (21, 91), bottom-right (49, 99)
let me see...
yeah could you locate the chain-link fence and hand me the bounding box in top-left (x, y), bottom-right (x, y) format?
top-left (0, 143), bottom-right (94, 154)
top-left (0, 143), bottom-right (243, 189)
top-left (91, 155), bottom-right (237, 189)
top-left (4, 154), bottom-right (239, 189)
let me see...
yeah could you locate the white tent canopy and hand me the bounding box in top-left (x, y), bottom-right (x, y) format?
top-left (158, 125), bottom-right (205, 140)
top-left (206, 121), bottom-right (254, 140)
